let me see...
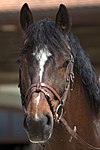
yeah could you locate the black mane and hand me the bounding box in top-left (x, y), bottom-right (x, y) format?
top-left (68, 32), bottom-right (100, 111)
top-left (25, 19), bottom-right (69, 56)
top-left (25, 19), bottom-right (100, 112)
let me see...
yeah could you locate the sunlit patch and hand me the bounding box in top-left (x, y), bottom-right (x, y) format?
top-left (34, 93), bottom-right (40, 106)
top-left (33, 93), bottom-right (40, 119)
top-left (29, 137), bottom-right (48, 144)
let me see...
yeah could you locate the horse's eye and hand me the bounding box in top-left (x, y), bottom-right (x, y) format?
top-left (62, 60), bottom-right (69, 68)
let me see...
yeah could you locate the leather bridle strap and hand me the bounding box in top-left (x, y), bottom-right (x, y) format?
top-left (25, 82), bottom-right (61, 102)
top-left (61, 117), bottom-right (100, 150)
top-left (24, 82), bottom-right (64, 121)
top-left (24, 54), bottom-right (74, 122)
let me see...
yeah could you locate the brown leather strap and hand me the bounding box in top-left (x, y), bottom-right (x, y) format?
top-left (19, 53), bottom-right (75, 122)
top-left (25, 82), bottom-right (61, 102)
top-left (41, 83), bottom-right (61, 101)
top-left (61, 117), bottom-right (100, 150)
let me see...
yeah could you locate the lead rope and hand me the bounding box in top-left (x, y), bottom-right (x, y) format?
top-left (60, 117), bottom-right (100, 150)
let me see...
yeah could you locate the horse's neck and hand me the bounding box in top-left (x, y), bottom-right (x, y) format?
top-left (66, 70), bottom-right (93, 125)
top-left (64, 70), bottom-right (100, 146)
top-left (41, 72), bottom-right (100, 150)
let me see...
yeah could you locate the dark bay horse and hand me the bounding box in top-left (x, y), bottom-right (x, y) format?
top-left (18, 3), bottom-right (100, 150)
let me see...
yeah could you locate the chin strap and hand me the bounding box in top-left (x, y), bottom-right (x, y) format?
top-left (60, 117), bottom-right (100, 150)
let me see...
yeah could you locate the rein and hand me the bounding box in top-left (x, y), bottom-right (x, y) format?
top-left (61, 117), bottom-right (100, 150)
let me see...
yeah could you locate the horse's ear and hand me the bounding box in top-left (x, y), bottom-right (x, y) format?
top-left (56, 4), bottom-right (72, 31)
top-left (20, 3), bottom-right (33, 31)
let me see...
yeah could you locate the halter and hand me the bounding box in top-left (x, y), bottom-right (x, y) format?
top-left (18, 52), bottom-right (100, 149)
top-left (18, 53), bottom-right (74, 122)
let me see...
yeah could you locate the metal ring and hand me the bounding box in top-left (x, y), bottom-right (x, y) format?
top-left (56, 104), bottom-right (64, 123)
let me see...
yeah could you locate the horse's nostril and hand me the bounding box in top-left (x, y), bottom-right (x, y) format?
top-left (45, 113), bottom-right (52, 126)
top-left (23, 113), bottom-right (53, 142)
top-left (24, 113), bottom-right (52, 131)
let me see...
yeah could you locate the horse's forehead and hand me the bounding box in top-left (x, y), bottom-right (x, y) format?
top-left (33, 46), bottom-right (52, 61)
top-left (32, 45), bottom-right (52, 81)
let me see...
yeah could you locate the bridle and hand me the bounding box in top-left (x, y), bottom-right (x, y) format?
top-left (18, 51), bottom-right (100, 150)
top-left (18, 52), bottom-right (74, 122)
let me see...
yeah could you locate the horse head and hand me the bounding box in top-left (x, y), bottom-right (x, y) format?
top-left (18, 3), bottom-right (74, 144)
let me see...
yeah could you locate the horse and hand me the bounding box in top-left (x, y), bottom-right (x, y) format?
top-left (18, 3), bottom-right (100, 150)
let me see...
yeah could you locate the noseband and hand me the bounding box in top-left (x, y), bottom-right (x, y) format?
top-left (18, 53), bottom-right (74, 123)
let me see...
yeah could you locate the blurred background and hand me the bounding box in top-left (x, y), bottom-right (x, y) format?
top-left (0, 0), bottom-right (100, 149)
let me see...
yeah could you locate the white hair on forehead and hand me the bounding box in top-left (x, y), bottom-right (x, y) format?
top-left (33, 45), bottom-right (52, 82)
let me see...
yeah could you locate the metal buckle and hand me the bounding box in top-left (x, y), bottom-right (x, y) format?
top-left (55, 103), bottom-right (64, 123)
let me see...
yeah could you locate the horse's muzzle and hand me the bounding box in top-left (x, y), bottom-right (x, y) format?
top-left (23, 113), bottom-right (53, 143)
